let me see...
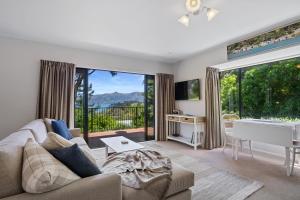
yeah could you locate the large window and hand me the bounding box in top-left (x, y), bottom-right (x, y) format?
top-left (220, 57), bottom-right (300, 121)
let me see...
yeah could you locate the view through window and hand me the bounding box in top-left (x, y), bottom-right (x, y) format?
top-left (220, 56), bottom-right (300, 121)
top-left (74, 68), bottom-right (155, 148)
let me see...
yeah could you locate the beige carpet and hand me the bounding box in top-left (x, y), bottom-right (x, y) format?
top-left (93, 141), bottom-right (263, 200)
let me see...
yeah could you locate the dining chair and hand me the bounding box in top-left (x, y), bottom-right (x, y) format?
top-left (222, 114), bottom-right (253, 158)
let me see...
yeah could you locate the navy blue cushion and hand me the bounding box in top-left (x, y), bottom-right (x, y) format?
top-left (52, 120), bottom-right (73, 140)
top-left (49, 144), bottom-right (101, 178)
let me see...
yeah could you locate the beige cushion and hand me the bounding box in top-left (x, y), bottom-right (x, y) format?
top-left (0, 130), bottom-right (34, 199)
top-left (22, 138), bottom-right (80, 193)
top-left (19, 119), bottom-right (48, 143)
top-left (43, 118), bottom-right (54, 132)
top-left (122, 164), bottom-right (194, 199)
top-left (42, 132), bottom-right (97, 165)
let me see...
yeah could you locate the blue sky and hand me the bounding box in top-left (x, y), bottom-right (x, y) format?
top-left (89, 70), bottom-right (144, 94)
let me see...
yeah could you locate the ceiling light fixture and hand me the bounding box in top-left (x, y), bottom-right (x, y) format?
top-left (185, 0), bottom-right (201, 14)
top-left (178, 14), bottom-right (190, 27)
top-left (206, 7), bottom-right (219, 21)
top-left (178, 0), bottom-right (219, 27)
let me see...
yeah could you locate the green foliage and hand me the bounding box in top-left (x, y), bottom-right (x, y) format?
top-left (220, 71), bottom-right (239, 115)
top-left (220, 57), bottom-right (300, 121)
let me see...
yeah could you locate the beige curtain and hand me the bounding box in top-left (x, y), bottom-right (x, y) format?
top-left (37, 60), bottom-right (75, 127)
top-left (157, 73), bottom-right (175, 141)
top-left (204, 67), bottom-right (222, 149)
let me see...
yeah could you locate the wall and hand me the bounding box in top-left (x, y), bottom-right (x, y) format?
top-left (174, 46), bottom-right (227, 116)
top-left (0, 37), bottom-right (173, 139)
top-left (173, 44), bottom-right (300, 158)
top-left (173, 46), bottom-right (227, 142)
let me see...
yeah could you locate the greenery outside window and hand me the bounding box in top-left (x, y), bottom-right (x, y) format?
top-left (220, 57), bottom-right (300, 121)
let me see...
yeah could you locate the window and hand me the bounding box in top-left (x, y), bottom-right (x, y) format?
top-left (220, 57), bottom-right (300, 121)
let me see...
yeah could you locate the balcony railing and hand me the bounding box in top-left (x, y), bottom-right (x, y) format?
top-left (75, 106), bottom-right (145, 133)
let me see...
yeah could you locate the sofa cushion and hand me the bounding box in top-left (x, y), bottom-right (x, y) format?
top-left (22, 138), bottom-right (80, 193)
top-left (49, 144), bottom-right (101, 178)
top-left (122, 164), bottom-right (194, 199)
top-left (42, 132), bottom-right (97, 165)
top-left (19, 119), bottom-right (48, 143)
top-left (0, 130), bottom-right (34, 198)
top-left (52, 120), bottom-right (73, 140)
top-left (44, 118), bottom-right (54, 132)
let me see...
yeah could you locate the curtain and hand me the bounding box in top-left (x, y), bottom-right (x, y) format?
top-left (37, 60), bottom-right (75, 127)
top-left (157, 73), bottom-right (175, 141)
top-left (204, 67), bottom-right (222, 149)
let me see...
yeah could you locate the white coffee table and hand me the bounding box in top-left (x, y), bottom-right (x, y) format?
top-left (100, 136), bottom-right (144, 157)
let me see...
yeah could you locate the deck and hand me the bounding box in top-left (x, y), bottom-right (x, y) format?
top-left (87, 127), bottom-right (154, 148)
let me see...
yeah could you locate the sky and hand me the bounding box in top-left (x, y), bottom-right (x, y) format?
top-left (89, 70), bottom-right (144, 94)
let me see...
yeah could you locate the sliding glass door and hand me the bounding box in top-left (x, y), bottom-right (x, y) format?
top-left (74, 68), bottom-right (155, 148)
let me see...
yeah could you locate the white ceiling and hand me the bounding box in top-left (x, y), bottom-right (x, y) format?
top-left (0, 0), bottom-right (299, 63)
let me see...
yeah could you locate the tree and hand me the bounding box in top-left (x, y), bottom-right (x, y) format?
top-left (220, 71), bottom-right (239, 115)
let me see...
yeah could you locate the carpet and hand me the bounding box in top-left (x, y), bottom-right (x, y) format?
top-left (93, 141), bottom-right (263, 200)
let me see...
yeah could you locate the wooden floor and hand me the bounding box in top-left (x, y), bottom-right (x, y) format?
top-left (157, 140), bottom-right (300, 200)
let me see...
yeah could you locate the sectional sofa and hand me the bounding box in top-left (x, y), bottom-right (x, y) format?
top-left (0, 119), bottom-right (194, 200)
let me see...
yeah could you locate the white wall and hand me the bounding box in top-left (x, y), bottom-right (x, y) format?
top-left (173, 46), bottom-right (227, 140)
top-left (174, 46), bottom-right (227, 116)
top-left (173, 44), bottom-right (300, 158)
top-left (0, 37), bottom-right (173, 139)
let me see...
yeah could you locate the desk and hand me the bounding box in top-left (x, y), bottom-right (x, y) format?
top-left (231, 119), bottom-right (300, 176)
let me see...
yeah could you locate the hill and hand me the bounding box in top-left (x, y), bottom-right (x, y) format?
top-left (89, 92), bottom-right (144, 107)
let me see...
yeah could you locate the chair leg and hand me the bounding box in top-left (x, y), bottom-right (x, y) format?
top-left (249, 140), bottom-right (254, 158)
top-left (291, 148), bottom-right (296, 175)
top-left (223, 135), bottom-right (227, 152)
top-left (232, 138), bottom-right (235, 158)
top-left (240, 140), bottom-right (243, 152)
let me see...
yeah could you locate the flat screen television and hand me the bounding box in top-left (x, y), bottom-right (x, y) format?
top-left (175, 79), bottom-right (200, 100)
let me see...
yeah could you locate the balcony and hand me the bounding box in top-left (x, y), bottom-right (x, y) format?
top-left (75, 106), bottom-right (154, 148)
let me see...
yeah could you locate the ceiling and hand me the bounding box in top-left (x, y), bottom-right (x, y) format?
top-left (0, 0), bottom-right (299, 63)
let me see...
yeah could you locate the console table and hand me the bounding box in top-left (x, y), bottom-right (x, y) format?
top-left (166, 114), bottom-right (206, 150)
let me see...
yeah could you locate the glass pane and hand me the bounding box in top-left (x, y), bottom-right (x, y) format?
top-left (241, 57), bottom-right (300, 121)
top-left (145, 75), bottom-right (155, 140)
top-left (74, 69), bottom-right (85, 133)
top-left (220, 69), bottom-right (240, 116)
top-left (220, 56), bottom-right (300, 122)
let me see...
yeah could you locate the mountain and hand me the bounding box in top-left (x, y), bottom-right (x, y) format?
top-left (89, 92), bottom-right (144, 107)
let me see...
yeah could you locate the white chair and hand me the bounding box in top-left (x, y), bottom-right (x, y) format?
top-left (222, 114), bottom-right (253, 158)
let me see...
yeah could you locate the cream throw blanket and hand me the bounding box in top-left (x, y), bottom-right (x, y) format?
top-left (101, 150), bottom-right (172, 200)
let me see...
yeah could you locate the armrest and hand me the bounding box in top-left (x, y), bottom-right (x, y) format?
top-left (69, 128), bottom-right (82, 137)
top-left (3, 173), bottom-right (122, 200)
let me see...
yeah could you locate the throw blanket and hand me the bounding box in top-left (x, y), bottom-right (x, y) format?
top-left (101, 150), bottom-right (172, 200)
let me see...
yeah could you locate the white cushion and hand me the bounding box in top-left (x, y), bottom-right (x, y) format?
top-left (0, 130), bottom-right (34, 198)
top-left (43, 118), bottom-right (54, 132)
top-left (19, 119), bottom-right (48, 143)
top-left (22, 138), bottom-right (80, 193)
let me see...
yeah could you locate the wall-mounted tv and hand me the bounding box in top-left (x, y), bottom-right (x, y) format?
top-left (175, 79), bottom-right (200, 100)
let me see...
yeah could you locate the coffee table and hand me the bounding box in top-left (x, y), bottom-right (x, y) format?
top-left (100, 136), bottom-right (144, 157)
